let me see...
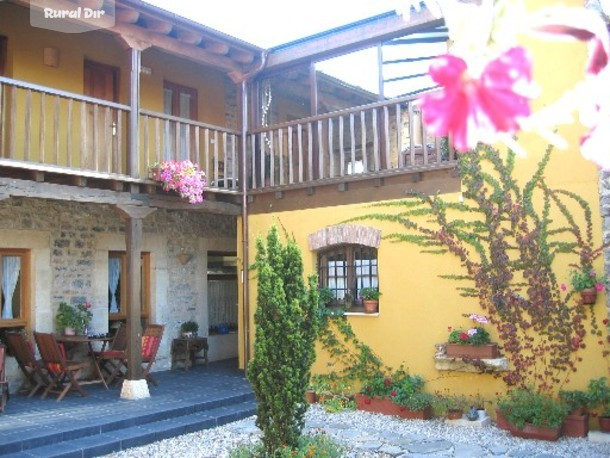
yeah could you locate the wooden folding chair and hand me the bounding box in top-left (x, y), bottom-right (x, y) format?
top-left (94, 324), bottom-right (127, 384)
top-left (101, 324), bottom-right (165, 386)
top-left (141, 324), bottom-right (164, 386)
top-left (5, 332), bottom-right (49, 398)
top-left (0, 345), bottom-right (8, 412)
top-left (34, 332), bottom-right (89, 401)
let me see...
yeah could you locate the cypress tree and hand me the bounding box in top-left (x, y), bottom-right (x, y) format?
top-left (248, 225), bottom-right (319, 456)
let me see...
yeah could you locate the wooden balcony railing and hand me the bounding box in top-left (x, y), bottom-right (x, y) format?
top-left (139, 110), bottom-right (240, 192)
top-left (0, 76), bottom-right (131, 175)
top-left (247, 94), bottom-right (456, 191)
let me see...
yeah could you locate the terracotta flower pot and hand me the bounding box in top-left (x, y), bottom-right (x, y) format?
top-left (362, 300), bottom-right (379, 314)
top-left (562, 413), bottom-right (589, 438)
top-left (305, 390), bottom-right (317, 404)
top-left (579, 288), bottom-right (597, 304)
top-left (445, 343), bottom-right (499, 359)
top-left (599, 416), bottom-right (610, 432)
top-left (447, 409), bottom-right (463, 420)
top-left (511, 423), bottom-right (561, 441)
top-left (396, 405), bottom-right (432, 420)
top-left (495, 409), bottom-right (513, 431)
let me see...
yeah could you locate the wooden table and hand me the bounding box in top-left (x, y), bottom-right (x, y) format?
top-left (171, 337), bottom-right (208, 371)
top-left (55, 334), bottom-right (113, 389)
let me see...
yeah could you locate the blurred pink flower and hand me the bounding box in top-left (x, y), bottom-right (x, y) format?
top-left (560, 283), bottom-right (567, 291)
top-left (596, 283), bottom-right (605, 292)
top-left (421, 47), bottom-right (534, 152)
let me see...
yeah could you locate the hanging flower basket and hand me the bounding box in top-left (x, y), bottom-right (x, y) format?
top-left (150, 160), bottom-right (207, 204)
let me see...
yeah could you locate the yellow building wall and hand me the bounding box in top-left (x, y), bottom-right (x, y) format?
top-left (240, 0), bottom-right (609, 402)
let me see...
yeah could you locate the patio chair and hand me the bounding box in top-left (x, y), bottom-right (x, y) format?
top-left (0, 345), bottom-right (8, 412)
top-left (5, 331), bottom-right (50, 398)
top-left (34, 332), bottom-right (89, 401)
top-left (93, 324), bottom-right (127, 384)
top-left (102, 324), bottom-right (165, 386)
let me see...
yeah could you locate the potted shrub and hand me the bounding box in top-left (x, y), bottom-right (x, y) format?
top-left (180, 320), bottom-right (199, 338)
top-left (359, 287), bottom-right (381, 313)
top-left (559, 389), bottom-right (591, 437)
top-left (433, 393), bottom-right (468, 419)
top-left (446, 313), bottom-right (499, 359)
top-left (497, 389), bottom-right (569, 441)
top-left (569, 266), bottom-right (605, 304)
top-left (56, 301), bottom-right (93, 335)
top-left (587, 377), bottom-right (610, 432)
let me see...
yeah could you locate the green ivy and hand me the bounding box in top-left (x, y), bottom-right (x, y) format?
top-left (248, 226), bottom-right (320, 456)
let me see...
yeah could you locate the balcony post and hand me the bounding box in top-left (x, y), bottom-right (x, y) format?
top-left (128, 48), bottom-right (141, 178)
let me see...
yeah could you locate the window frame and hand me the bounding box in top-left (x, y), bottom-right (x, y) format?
top-left (108, 251), bottom-right (150, 321)
top-left (163, 81), bottom-right (198, 120)
top-left (0, 249), bottom-right (30, 329)
top-left (317, 244), bottom-right (378, 311)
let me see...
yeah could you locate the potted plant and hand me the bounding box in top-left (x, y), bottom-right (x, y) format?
top-left (446, 313), bottom-right (499, 359)
top-left (180, 320), bottom-right (199, 338)
top-left (433, 392), bottom-right (468, 419)
top-left (559, 389), bottom-right (591, 437)
top-left (587, 377), bottom-right (610, 432)
top-left (150, 160), bottom-right (207, 204)
top-left (569, 266), bottom-right (605, 304)
top-left (55, 301), bottom-right (93, 335)
top-left (497, 389), bottom-right (569, 441)
top-left (318, 287), bottom-right (334, 308)
top-left (359, 287), bottom-right (381, 313)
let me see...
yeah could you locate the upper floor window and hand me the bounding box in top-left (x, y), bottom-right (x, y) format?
top-left (108, 251), bottom-right (150, 321)
top-left (318, 244), bottom-right (378, 311)
top-left (0, 249), bottom-right (29, 327)
top-left (0, 36), bottom-right (6, 76)
top-left (163, 81), bottom-right (198, 161)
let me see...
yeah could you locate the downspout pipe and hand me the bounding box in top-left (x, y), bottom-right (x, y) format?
top-left (239, 51), bottom-right (268, 373)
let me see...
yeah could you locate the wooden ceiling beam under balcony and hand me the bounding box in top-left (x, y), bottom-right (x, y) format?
top-left (0, 177), bottom-right (241, 215)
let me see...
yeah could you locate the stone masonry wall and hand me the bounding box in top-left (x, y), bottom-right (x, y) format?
top-left (0, 197), bottom-right (237, 380)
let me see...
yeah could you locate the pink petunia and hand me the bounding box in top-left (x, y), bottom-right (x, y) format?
top-left (596, 283), bottom-right (605, 292)
top-left (560, 283), bottom-right (567, 291)
top-left (459, 332), bottom-right (469, 341)
top-left (421, 47), bottom-right (535, 152)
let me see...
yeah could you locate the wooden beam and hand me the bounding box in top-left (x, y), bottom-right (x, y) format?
top-left (176, 29), bottom-right (203, 46)
top-left (0, 177), bottom-right (241, 215)
top-left (116, 7), bottom-right (140, 24)
top-left (229, 49), bottom-right (255, 64)
top-left (110, 22), bottom-right (243, 74)
top-left (204, 41), bottom-right (230, 56)
top-left (264, 12), bottom-right (443, 72)
top-left (145, 18), bottom-right (173, 35)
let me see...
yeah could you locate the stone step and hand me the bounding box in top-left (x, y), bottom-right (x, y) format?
top-left (0, 395), bottom-right (256, 457)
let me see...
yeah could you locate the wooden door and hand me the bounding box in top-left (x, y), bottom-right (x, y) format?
top-left (83, 60), bottom-right (119, 172)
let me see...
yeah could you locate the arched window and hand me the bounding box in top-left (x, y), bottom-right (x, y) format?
top-left (318, 244), bottom-right (378, 310)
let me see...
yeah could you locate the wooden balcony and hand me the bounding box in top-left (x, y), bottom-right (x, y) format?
top-left (0, 76), bottom-right (240, 195)
top-left (0, 76), bottom-right (455, 206)
top-left (247, 94), bottom-right (457, 194)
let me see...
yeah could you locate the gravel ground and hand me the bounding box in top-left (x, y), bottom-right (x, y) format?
top-left (104, 405), bottom-right (610, 457)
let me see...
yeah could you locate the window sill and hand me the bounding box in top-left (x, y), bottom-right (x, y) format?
top-left (344, 311), bottom-right (379, 317)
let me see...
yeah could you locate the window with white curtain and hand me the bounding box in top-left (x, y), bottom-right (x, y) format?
top-left (163, 81), bottom-right (198, 161)
top-left (108, 251), bottom-right (150, 322)
top-left (0, 249), bottom-right (28, 327)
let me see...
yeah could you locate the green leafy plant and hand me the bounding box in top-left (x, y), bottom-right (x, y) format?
top-left (433, 392), bottom-right (468, 416)
top-left (587, 377), bottom-right (610, 416)
top-left (559, 389), bottom-right (592, 413)
top-left (247, 226), bottom-right (320, 455)
top-left (358, 287), bottom-right (381, 300)
top-left (498, 389), bottom-right (569, 429)
top-left (396, 392), bottom-right (435, 412)
top-left (230, 432), bottom-right (345, 458)
top-left (317, 287), bottom-right (334, 307)
top-left (448, 326), bottom-right (491, 346)
top-left (569, 267), bottom-right (604, 291)
top-left (55, 301), bottom-right (92, 333)
top-left (180, 320), bottom-right (199, 333)
top-left (349, 145), bottom-right (605, 392)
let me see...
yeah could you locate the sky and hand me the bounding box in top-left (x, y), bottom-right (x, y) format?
top-left (142, 0), bottom-right (405, 48)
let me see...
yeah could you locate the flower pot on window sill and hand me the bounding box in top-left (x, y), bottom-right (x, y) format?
top-left (362, 300), bottom-right (379, 314)
top-left (579, 288), bottom-right (597, 305)
top-left (445, 343), bottom-right (499, 359)
top-left (63, 327), bottom-right (76, 336)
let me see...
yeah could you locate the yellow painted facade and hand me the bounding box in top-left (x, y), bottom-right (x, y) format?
top-left (240, 0), bottom-right (610, 402)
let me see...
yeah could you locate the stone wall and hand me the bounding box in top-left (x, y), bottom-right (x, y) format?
top-left (0, 197), bottom-right (237, 382)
